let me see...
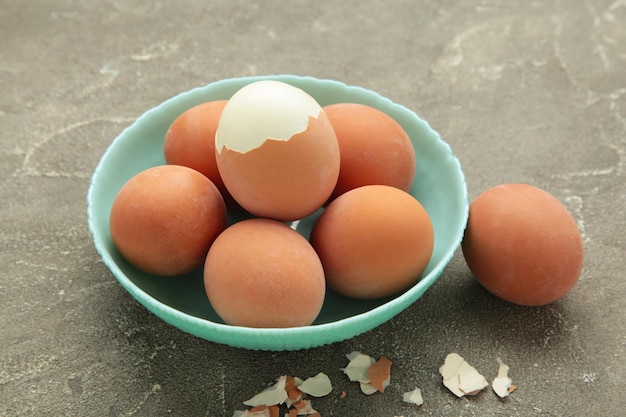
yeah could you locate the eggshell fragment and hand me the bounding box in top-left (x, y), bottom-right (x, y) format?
top-left (310, 185), bottom-right (434, 299)
top-left (492, 358), bottom-right (514, 398)
top-left (439, 353), bottom-right (488, 397)
top-left (402, 388), bottom-right (423, 406)
top-left (297, 373), bottom-right (333, 397)
top-left (459, 370), bottom-right (489, 396)
top-left (341, 351), bottom-right (392, 395)
top-left (323, 103), bottom-right (416, 200)
top-left (237, 373), bottom-right (332, 417)
top-left (341, 351), bottom-right (375, 383)
top-left (292, 399), bottom-right (318, 415)
top-left (285, 376), bottom-right (303, 406)
top-left (204, 218), bottom-right (326, 328)
top-left (367, 357), bottom-right (393, 393)
top-left (215, 80), bottom-right (340, 221)
top-left (462, 183), bottom-right (584, 306)
top-left (360, 383), bottom-right (378, 395)
top-left (243, 375), bottom-right (288, 407)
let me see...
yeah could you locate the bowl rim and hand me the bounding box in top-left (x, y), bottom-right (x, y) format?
top-left (87, 74), bottom-right (469, 350)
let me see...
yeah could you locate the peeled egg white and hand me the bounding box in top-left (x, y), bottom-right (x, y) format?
top-left (216, 81), bottom-right (321, 153)
top-left (215, 80), bottom-right (340, 221)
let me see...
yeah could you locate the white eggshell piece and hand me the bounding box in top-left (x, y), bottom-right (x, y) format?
top-left (297, 372), bottom-right (332, 397)
top-left (402, 388), bottom-right (424, 406)
top-left (439, 353), bottom-right (488, 397)
top-left (492, 358), bottom-right (514, 398)
top-left (243, 375), bottom-right (288, 407)
top-left (341, 351), bottom-right (375, 383)
top-left (459, 370), bottom-right (489, 395)
top-left (359, 382), bottom-right (378, 395)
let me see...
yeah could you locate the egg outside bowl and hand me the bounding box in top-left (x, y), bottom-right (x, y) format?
top-left (87, 75), bottom-right (468, 351)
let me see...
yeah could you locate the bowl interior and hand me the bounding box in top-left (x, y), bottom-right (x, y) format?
top-left (87, 75), bottom-right (468, 350)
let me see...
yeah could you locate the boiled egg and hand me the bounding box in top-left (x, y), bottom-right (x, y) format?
top-left (163, 100), bottom-right (228, 196)
top-left (204, 218), bottom-right (326, 328)
top-left (215, 80), bottom-right (340, 221)
top-left (109, 165), bottom-right (227, 276)
top-left (461, 183), bottom-right (584, 306)
top-left (310, 184), bottom-right (434, 299)
top-left (323, 103), bottom-right (416, 201)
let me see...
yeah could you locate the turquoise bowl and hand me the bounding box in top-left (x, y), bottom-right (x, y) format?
top-left (87, 75), bottom-right (468, 351)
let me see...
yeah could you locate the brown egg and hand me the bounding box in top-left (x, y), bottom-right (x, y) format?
top-left (109, 165), bottom-right (227, 276)
top-left (163, 100), bottom-right (241, 208)
top-left (163, 101), bottom-right (227, 187)
top-left (310, 185), bottom-right (434, 299)
top-left (204, 218), bottom-right (326, 328)
top-left (461, 183), bottom-right (584, 306)
top-left (215, 81), bottom-right (340, 221)
top-left (323, 103), bottom-right (416, 201)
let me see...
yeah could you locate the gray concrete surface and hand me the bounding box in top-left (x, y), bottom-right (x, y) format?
top-left (1, 1), bottom-right (624, 416)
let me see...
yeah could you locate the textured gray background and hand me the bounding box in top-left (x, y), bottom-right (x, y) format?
top-left (1, 1), bottom-right (624, 416)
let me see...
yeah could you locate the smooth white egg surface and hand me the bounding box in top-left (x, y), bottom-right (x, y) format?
top-left (215, 80), bottom-right (322, 153)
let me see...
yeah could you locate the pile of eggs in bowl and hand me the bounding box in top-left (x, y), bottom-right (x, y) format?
top-left (108, 80), bottom-right (435, 328)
